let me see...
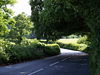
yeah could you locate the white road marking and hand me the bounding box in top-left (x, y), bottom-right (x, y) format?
top-left (28, 68), bottom-right (44, 75)
top-left (61, 58), bottom-right (68, 61)
top-left (49, 62), bottom-right (59, 66)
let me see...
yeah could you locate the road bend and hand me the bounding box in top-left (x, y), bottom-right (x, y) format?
top-left (0, 48), bottom-right (89, 75)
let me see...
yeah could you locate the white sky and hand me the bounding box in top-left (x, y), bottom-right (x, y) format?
top-left (9, 0), bottom-right (31, 16)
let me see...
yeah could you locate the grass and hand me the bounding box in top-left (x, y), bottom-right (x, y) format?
top-left (57, 38), bottom-right (79, 44)
top-left (57, 38), bottom-right (100, 75)
top-left (56, 38), bottom-right (88, 51)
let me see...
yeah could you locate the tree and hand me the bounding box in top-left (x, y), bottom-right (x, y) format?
top-left (9, 13), bottom-right (33, 44)
top-left (30, 0), bottom-right (89, 41)
top-left (0, 0), bottom-right (16, 38)
top-left (30, 0), bottom-right (45, 39)
top-left (67, 0), bottom-right (100, 75)
top-left (0, 0), bottom-right (16, 8)
top-left (30, 0), bottom-right (100, 74)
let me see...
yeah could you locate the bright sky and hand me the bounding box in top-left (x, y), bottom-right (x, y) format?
top-left (9, 0), bottom-right (31, 16)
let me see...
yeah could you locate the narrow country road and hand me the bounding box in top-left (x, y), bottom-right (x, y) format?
top-left (0, 48), bottom-right (89, 75)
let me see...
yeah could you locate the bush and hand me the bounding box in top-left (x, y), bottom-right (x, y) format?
top-left (5, 42), bottom-right (45, 63)
top-left (0, 39), bottom-right (15, 64)
top-left (57, 42), bottom-right (87, 51)
top-left (83, 46), bottom-right (100, 75)
top-left (0, 39), bottom-right (15, 48)
top-left (57, 39), bottom-right (78, 44)
top-left (44, 44), bottom-right (60, 56)
top-left (77, 36), bottom-right (90, 44)
top-left (57, 38), bottom-right (88, 51)
top-left (0, 48), bottom-right (8, 64)
top-left (0, 39), bottom-right (60, 65)
top-left (21, 39), bottom-right (39, 45)
top-left (39, 40), bottom-right (55, 44)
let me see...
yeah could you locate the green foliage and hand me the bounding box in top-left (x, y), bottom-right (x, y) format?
top-left (0, 39), bottom-right (60, 64)
top-left (44, 44), bottom-right (60, 56)
top-left (21, 39), bottom-right (39, 45)
top-left (0, 0), bottom-right (16, 7)
top-left (0, 9), bottom-right (15, 37)
top-left (77, 35), bottom-right (90, 45)
top-left (66, 0), bottom-right (100, 74)
top-left (57, 38), bottom-right (87, 51)
top-left (6, 44), bottom-right (43, 63)
top-left (0, 39), bottom-right (15, 49)
top-left (4, 39), bottom-right (44, 63)
top-left (30, 0), bottom-right (100, 74)
top-left (0, 0), bottom-right (16, 38)
top-left (39, 40), bottom-right (55, 44)
top-left (8, 13), bottom-right (33, 44)
top-left (57, 39), bottom-right (78, 44)
top-left (30, 0), bottom-right (89, 41)
top-left (0, 48), bottom-right (8, 64)
top-left (57, 42), bottom-right (87, 51)
top-left (0, 39), bottom-right (15, 64)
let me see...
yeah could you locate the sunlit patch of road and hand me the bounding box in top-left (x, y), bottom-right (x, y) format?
top-left (60, 48), bottom-right (88, 56)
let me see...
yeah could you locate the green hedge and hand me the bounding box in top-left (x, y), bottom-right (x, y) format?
top-left (57, 42), bottom-right (87, 51)
top-left (0, 48), bottom-right (8, 64)
top-left (5, 44), bottom-right (44, 63)
top-left (77, 36), bottom-right (90, 45)
top-left (44, 44), bottom-right (60, 56)
top-left (0, 39), bottom-right (60, 65)
top-left (0, 39), bottom-right (14, 64)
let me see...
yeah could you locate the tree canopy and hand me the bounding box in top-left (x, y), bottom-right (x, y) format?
top-left (30, 0), bottom-right (89, 41)
top-left (0, 0), bottom-right (16, 37)
top-left (0, 0), bottom-right (16, 8)
top-left (9, 13), bottom-right (33, 44)
top-left (30, 0), bottom-right (100, 75)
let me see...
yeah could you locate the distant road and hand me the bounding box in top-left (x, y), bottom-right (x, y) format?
top-left (0, 48), bottom-right (89, 75)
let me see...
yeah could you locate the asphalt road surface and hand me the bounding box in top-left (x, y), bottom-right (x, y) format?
top-left (0, 48), bottom-right (89, 75)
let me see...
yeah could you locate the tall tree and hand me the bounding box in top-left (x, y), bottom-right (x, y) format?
top-left (9, 13), bottom-right (33, 44)
top-left (0, 0), bottom-right (16, 9)
top-left (67, 0), bottom-right (100, 75)
top-left (0, 10), bottom-right (15, 37)
top-left (30, 0), bottom-right (45, 39)
top-left (30, 0), bottom-right (89, 41)
top-left (30, 0), bottom-right (100, 74)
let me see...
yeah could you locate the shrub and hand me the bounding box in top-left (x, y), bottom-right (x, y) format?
top-left (57, 38), bottom-right (88, 51)
top-left (21, 39), bottom-right (39, 45)
top-left (6, 42), bottom-right (60, 63)
top-left (77, 36), bottom-right (90, 45)
top-left (0, 39), bottom-right (15, 50)
top-left (0, 39), bottom-right (15, 64)
top-left (0, 39), bottom-right (60, 65)
top-left (0, 47), bottom-right (8, 64)
top-left (57, 39), bottom-right (78, 44)
top-left (44, 44), bottom-right (60, 56)
top-left (5, 42), bottom-right (45, 63)
top-left (39, 40), bottom-right (55, 44)
top-left (57, 42), bottom-right (87, 51)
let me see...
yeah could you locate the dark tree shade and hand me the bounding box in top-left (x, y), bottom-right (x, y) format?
top-left (30, 0), bottom-right (100, 75)
top-left (30, 0), bottom-right (89, 41)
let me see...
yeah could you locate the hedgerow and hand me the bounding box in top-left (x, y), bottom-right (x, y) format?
top-left (0, 39), bottom-right (60, 65)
